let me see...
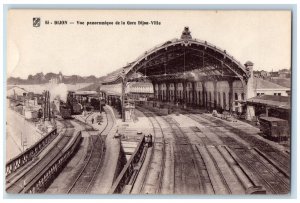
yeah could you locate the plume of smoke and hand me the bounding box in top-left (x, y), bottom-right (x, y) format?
top-left (49, 83), bottom-right (68, 102)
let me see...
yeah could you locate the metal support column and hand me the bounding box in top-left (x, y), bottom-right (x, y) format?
top-left (192, 81), bottom-right (196, 105)
top-left (202, 82), bottom-right (206, 108)
top-left (166, 82), bottom-right (170, 102)
top-left (157, 83), bottom-right (161, 101)
top-left (174, 82), bottom-right (177, 103)
top-left (228, 80), bottom-right (234, 112)
top-left (183, 80), bottom-right (187, 108)
top-left (152, 82), bottom-right (156, 100)
top-left (213, 81), bottom-right (217, 109)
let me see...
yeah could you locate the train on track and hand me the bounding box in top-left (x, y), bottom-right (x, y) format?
top-left (259, 116), bottom-right (290, 142)
top-left (58, 91), bottom-right (106, 119)
top-left (59, 92), bottom-right (83, 118)
top-left (59, 103), bottom-right (72, 119)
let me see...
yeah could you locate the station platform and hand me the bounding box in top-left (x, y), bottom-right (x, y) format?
top-left (115, 106), bottom-right (153, 160)
top-left (86, 106), bottom-right (121, 194)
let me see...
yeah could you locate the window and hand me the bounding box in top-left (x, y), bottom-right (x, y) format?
top-left (257, 93), bottom-right (260, 96)
top-left (274, 93), bottom-right (277, 96)
top-left (278, 93), bottom-right (281, 96)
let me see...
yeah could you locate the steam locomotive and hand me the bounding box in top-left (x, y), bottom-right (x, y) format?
top-left (59, 91), bottom-right (105, 119)
top-left (60, 103), bottom-right (72, 119)
top-left (59, 92), bottom-right (82, 119)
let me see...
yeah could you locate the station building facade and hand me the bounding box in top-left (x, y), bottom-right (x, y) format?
top-left (153, 76), bottom-right (249, 113)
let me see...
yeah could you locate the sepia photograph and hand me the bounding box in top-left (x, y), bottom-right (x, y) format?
top-left (5, 9), bottom-right (292, 195)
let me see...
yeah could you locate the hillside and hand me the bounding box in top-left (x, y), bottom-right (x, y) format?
top-left (7, 72), bottom-right (103, 85)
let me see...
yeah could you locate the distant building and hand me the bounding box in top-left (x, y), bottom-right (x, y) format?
top-left (278, 69), bottom-right (291, 78)
top-left (126, 82), bottom-right (154, 101)
top-left (49, 77), bottom-right (61, 84)
top-left (7, 86), bottom-right (43, 118)
top-left (253, 70), bottom-right (270, 78)
top-left (270, 71), bottom-right (279, 78)
top-left (49, 72), bottom-right (63, 84)
top-left (254, 77), bottom-right (290, 96)
top-left (7, 86), bottom-right (28, 97)
top-left (24, 108), bottom-right (39, 120)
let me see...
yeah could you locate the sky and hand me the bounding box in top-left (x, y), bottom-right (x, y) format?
top-left (7, 10), bottom-right (291, 79)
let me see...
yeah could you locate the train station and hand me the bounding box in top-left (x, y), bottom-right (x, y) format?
top-left (6, 26), bottom-right (291, 195)
top-left (102, 27), bottom-right (261, 121)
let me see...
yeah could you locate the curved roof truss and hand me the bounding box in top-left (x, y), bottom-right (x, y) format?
top-left (103, 28), bottom-right (251, 85)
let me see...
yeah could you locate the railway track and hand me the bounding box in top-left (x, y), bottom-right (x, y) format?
top-left (177, 119), bottom-right (257, 194)
top-left (135, 107), bottom-right (166, 194)
top-left (198, 114), bottom-right (290, 172)
top-left (67, 107), bottom-right (114, 194)
top-left (6, 120), bottom-right (75, 193)
top-left (187, 114), bottom-right (290, 169)
top-left (137, 106), bottom-right (226, 194)
top-left (58, 119), bottom-right (74, 128)
top-left (162, 115), bottom-right (213, 194)
top-left (164, 115), bottom-right (247, 194)
top-left (101, 108), bottom-right (115, 137)
top-left (196, 145), bottom-right (231, 194)
top-left (187, 113), bottom-right (290, 194)
top-left (136, 106), bottom-right (269, 194)
top-left (231, 147), bottom-right (290, 194)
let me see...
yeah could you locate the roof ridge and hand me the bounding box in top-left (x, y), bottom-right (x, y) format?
top-left (254, 77), bottom-right (289, 89)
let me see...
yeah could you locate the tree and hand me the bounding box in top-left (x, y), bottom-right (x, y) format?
top-left (28, 74), bottom-right (33, 81)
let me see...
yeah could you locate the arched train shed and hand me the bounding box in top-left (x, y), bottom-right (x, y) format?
top-left (102, 27), bottom-right (255, 120)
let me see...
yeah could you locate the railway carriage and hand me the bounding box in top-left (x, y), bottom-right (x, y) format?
top-left (259, 116), bottom-right (289, 142)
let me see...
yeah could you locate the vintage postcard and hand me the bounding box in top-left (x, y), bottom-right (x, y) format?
top-left (5, 9), bottom-right (292, 195)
